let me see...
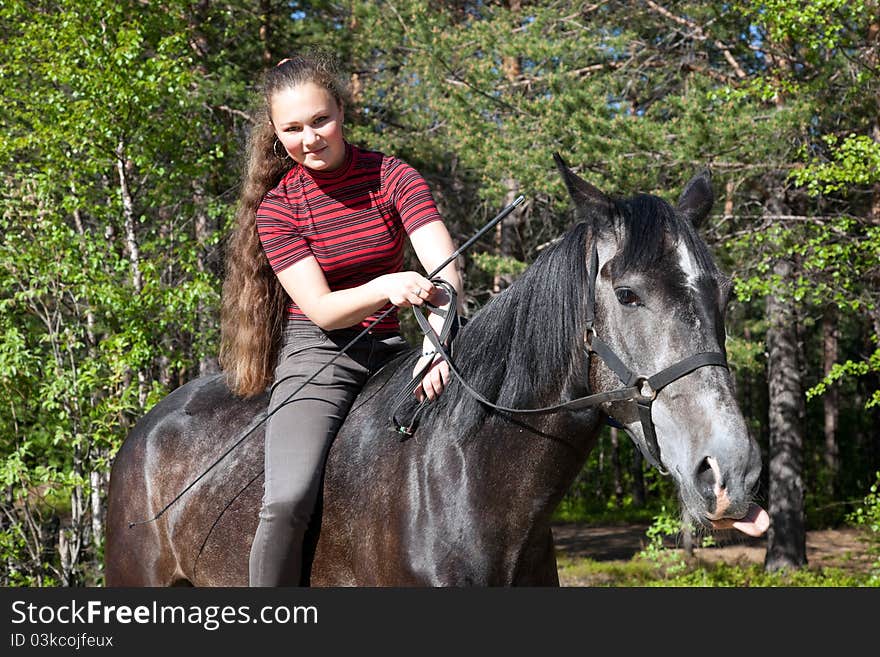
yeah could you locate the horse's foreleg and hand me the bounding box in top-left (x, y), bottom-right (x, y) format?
top-left (104, 451), bottom-right (185, 587)
top-left (105, 520), bottom-right (182, 586)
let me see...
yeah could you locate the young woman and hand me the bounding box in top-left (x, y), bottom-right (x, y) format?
top-left (218, 50), bottom-right (463, 587)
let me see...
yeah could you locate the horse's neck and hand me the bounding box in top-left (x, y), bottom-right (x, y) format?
top-left (428, 395), bottom-right (601, 534)
top-left (409, 409), bottom-right (598, 584)
top-left (396, 255), bottom-right (601, 578)
top-left (442, 285), bottom-right (602, 539)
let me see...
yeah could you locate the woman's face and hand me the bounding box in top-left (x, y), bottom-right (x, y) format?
top-left (270, 82), bottom-right (345, 172)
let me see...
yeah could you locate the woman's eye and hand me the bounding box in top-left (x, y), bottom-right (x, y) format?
top-left (313, 116), bottom-right (327, 126)
top-left (614, 287), bottom-right (642, 307)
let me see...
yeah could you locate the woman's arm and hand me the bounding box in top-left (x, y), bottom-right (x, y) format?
top-left (275, 256), bottom-right (437, 331)
top-left (275, 219), bottom-right (462, 401)
top-left (408, 221), bottom-right (464, 306)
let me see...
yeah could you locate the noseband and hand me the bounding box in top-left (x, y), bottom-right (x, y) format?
top-left (393, 237), bottom-right (729, 475)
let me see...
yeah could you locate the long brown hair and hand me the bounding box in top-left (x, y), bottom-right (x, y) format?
top-left (219, 50), bottom-right (349, 397)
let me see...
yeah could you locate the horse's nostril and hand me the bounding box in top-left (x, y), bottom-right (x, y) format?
top-left (695, 456), bottom-right (718, 496)
top-left (696, 456), bottom-right (712, 477)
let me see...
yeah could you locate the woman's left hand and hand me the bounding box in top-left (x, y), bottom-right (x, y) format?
top-left (413, 353), bottom-right (449, 401)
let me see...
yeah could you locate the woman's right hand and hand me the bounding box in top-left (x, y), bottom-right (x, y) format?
top-left (372, 272), bottom-right (438, 308)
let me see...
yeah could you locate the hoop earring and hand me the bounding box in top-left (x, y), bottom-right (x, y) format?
top-left (273, 139), bottom-right (290, 161)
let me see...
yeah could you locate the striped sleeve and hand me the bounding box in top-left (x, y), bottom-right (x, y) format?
top-left (383, 157), bottom-right (443, 234)
top-left (255, 186), bottom-right (310, 273)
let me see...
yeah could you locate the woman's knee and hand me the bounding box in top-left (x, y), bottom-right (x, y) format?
top-left (259, 478), bottom-right (320, 525)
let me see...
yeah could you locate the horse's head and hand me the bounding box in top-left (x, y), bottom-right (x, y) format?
top-left (555, 155), bottom-right (768, 537)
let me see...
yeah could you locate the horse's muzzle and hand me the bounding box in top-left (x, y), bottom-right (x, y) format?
top-left (699, 456), bottom-right (769, 537)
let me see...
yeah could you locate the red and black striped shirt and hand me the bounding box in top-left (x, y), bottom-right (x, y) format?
top-left (256, 143), bottom-right (442, 332)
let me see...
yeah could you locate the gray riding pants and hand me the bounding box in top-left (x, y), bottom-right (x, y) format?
top-left (249, 322), bottom-right (409, 587)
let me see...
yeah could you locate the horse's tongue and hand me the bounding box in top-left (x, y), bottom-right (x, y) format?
top-left (711, 503), bottom-right (769, 537)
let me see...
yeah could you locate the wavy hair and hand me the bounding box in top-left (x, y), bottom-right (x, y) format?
top-left (219, 50), bottom-right (349, 397)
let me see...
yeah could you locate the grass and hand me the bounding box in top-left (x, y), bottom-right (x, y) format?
top-left (555, 553), bottom-right (879, 587)
top-left (553, 478), bottom-right (880, 586)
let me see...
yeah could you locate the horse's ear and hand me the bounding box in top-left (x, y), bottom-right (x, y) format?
top-left (553, 152), bottom-right (612, 217)
top-left (677, 168), bottom-right (714, 228)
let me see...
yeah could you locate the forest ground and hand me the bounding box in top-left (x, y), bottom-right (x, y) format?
top-left (551, 522), bottom-right (877, 584)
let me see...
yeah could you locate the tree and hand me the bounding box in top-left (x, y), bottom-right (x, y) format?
top-left (0, 0), bottom-right (256, 584)
top-left (764, 255), bottom-right (808, 570)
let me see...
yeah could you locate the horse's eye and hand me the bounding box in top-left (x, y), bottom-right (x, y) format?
top-left (615, 287), bottom-right (642, 307)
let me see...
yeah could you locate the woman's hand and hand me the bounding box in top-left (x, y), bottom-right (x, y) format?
top-left (413, 292), bottom-right (454, 401)
top-left (413, 352), bottom-right (450, 402)
top-left (372, 271), bottom-right (453, 400)
top-left (371, 271), bottom-right (437, 308)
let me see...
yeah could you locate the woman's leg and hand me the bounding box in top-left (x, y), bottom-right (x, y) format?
top-left (249, 327), bottom-right (371, 587)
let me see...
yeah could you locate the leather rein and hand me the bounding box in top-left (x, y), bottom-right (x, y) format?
top-left (393, 237), bottom-right (729, 475)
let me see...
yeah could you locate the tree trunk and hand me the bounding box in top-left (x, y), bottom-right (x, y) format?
top-left (822, 307), bottom-right (839, 496)
top-left (493, 177), bottom-right (522, 293)
top-left (193, 182), bottom-right (219, 376)
top-left (741, 322), bottom-right (761, 441)
top-left (630, 448), bottom-right (646, 508)
top-left (89, 470), bottom-right (104, 560)
top-left (59, 442), bottom-right (85, 586)
top-left (870, 19), bottom-right (880, 224)
top-left (764, 256), bottom-right (808, 571)
top-left (861, 315), bottom-right (880, 470)
top-left (681, 510), bottom-right (694, 558)
top-left (116, 138), bottom-right (148, 406)
top-left (493, 1), bottom-right (523, 294)
top-left (116, 140), bottom-right (143, 295)
top-left (610, 427), bottom-right (624, 507)
top-left (260, 0), bottom-right (273, 66)
top-left (188, 2), bottom-right (219, 377)
top-left (71, 187), bottom-right (107, 565)
top-left (594, 432), bottom-right (604, 498)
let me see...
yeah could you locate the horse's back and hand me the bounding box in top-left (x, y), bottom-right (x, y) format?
top-left (105, 373), bottom-right (267, 586)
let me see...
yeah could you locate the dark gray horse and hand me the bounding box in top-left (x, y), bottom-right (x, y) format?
top-left (104, 158), bottom-right (767, 586)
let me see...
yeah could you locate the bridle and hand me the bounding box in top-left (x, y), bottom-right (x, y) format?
top-left (394, 231), bottom-right (729, 475)
top-left (578, 238), bottom-right (728, 474)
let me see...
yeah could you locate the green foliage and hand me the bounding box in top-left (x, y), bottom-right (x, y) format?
top-left (728, 207), bottom-right (879, 413)
top-left (552, 497), bottom-right (660, 526)
top-left (847, 471), bottom-right (880, 583)
top-left (725, 334), bottom-right (765, 375)
top-left (739, 0), bottom-right (872, 54)
top-left (849, 472), bottom-right (880, 534)
top-left (791, 134), bottom-right (880, 194)
top-left (726, 0), bottom-right (880, 417)
top-left (554, 426), bottom-right (682, 527)
top-left (809, 350), bottom-right (880, 409)
top-left (1, 0), bottom-right (879, 585)
top-left (0, 0), bottom-right (247, 585)
top-left (470, 252), bottom-right (528, 278)
top-left (636, 506), bottom-right (689, 576)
